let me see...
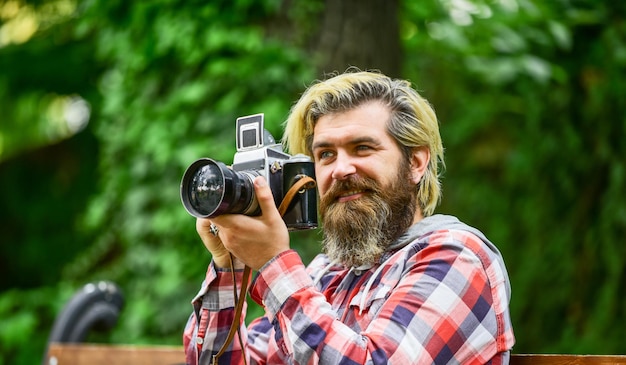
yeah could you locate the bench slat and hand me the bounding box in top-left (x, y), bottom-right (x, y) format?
top-left (46, 343), bottom-right (185, 365)
top-left (510, 354), bottom-right (626, 365)
top-left (45, 343), bottom-right (626, 365)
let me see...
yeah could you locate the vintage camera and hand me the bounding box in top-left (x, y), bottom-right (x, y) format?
top-left (180, 113), bottom-right (318, 231)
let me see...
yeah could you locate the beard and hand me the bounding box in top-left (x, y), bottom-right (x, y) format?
top-left (319, 161), bottom-right (418, 268)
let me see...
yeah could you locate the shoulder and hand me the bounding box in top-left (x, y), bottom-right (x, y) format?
top-left (401, 226), bottom-right (512, 304)
top-left (393, 227), bottom-right (509, 291)
top-left (403, 226), bottom-right (501, 267)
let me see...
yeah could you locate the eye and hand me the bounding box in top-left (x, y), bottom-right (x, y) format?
top-left (317, 150), bottom-right (335, 161)
top-left (355, 145), bottom-right (374, 153)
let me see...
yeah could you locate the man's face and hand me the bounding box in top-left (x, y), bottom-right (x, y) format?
top-left (311, 101), bottom-right (420, 267)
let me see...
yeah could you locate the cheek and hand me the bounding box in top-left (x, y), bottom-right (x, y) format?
top-left (370, 166), bottom-right (397, 189)
top-left (314, 166), bottom-right (332, 196)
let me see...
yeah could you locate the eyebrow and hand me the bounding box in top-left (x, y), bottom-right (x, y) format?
top-left (312, 136), bottom-right (382, 150)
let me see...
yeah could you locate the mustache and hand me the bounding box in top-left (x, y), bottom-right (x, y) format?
top-left (322, 176), bottom-right (381, 202)
top-left (319, 176), bottom-right (383, 221)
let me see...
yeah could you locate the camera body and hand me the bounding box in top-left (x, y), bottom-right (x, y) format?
top-left (180, 114), bottom-right (317, 231)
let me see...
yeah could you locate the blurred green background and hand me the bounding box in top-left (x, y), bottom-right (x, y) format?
top-left (1, 0), bottom-right (624, 364)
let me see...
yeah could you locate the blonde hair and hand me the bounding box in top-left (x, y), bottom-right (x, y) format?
top-left (282, 70), bottom-right (445, 216)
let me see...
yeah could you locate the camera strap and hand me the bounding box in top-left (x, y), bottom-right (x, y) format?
top-left (212, 175), bottom-right (316, 365)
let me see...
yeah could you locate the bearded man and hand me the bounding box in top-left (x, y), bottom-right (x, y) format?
top-left (183, 70), bottom-right (515, 365)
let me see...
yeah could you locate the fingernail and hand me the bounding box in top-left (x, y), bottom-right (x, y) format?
top-left (255, 176), bottom-right (266, 187)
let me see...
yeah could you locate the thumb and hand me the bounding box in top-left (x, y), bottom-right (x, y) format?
top-left (254, 176), bottom-right (281, 218)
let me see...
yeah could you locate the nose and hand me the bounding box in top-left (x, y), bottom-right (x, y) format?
top-left (331, 152), bottom-right (357, 180)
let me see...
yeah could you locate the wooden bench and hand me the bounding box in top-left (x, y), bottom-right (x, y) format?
top-left (45, 343), bottom-right (626, 365)
top-left (46, 343), bottom-right (185, 365)
top-left (511, 354), bottom-right (626, 365)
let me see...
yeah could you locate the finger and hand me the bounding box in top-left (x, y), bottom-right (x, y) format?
top-left (196, 218), bottom-right (233, 268)
top-left (196, 219), bottom-right (219, 244)
top-left (254, 176), bottom-right (281, 219)
top-left (196, 217), bottom-right (215, 235)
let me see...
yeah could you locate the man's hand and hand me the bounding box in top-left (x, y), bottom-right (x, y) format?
top-left (196, 218), bottom-right (235, 269)
top-left (196, 176), bottom-right (290, 270)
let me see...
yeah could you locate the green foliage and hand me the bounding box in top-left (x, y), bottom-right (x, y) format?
top-left (2, 0), bottom-right (316, 363)
top-left (1, 0), bottom-right (625, 364)
top-left (402, 0), bottom-right (626, 354)
top-left (62, 0), bottom-right (317, 348)
top-left (0, 284), bottom-right (76, 365)
top-left (0, 1), bottom-right (101, 161)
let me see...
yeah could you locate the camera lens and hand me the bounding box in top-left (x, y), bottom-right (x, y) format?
top-left (180, 158), bottom-right (259, 218)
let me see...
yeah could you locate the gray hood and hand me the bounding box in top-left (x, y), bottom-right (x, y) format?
top-left (389, 214), bottom-right (500, 255)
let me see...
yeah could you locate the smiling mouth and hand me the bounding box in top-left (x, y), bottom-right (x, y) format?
top-left (337, 190), bottom-right (366, 202)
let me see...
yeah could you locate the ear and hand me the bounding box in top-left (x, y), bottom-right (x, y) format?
top-left (409, 146), bottom-right (430, 185)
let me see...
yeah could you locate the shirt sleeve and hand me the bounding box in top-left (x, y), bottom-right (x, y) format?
top-left (183, 261), bottom-right (255, 365)
top-left (249, 232), bottom-right (511, 364)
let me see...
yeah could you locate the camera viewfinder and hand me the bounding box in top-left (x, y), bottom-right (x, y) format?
top-left (236, 114), bottom-right (264, 151)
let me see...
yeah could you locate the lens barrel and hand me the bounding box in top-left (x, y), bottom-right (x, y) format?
top-left (180, 158), bottom-right (259, 218)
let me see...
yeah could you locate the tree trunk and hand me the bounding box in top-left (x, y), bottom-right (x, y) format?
top-left (314, 0), bottom-right (402, 77)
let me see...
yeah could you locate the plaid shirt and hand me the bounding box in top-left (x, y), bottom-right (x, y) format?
top-left (184, 218), bottom-right (515, 364)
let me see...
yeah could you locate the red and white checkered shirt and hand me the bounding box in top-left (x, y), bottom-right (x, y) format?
top-left (183, 215), bottom-right (515, 364)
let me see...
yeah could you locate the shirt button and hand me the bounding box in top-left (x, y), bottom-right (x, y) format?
top-left (196, 337), bottom-right (204, 345)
